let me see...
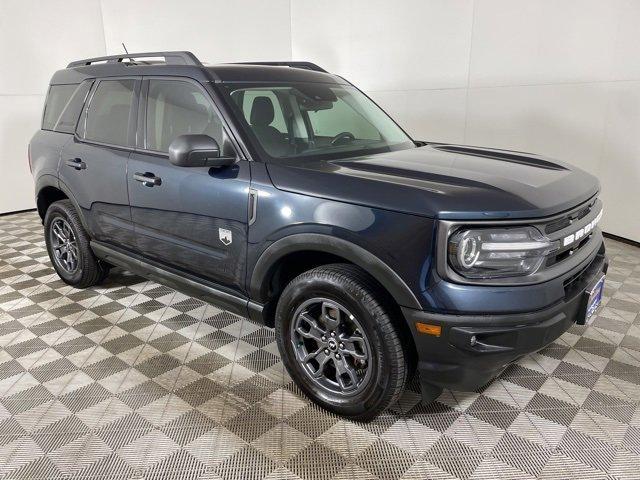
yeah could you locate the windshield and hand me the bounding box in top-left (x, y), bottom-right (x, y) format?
top-left (221, 82), bottom-right (415, 161)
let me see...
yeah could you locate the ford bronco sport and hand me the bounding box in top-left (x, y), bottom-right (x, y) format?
top-left (30, 51), bottom-right (607, 420)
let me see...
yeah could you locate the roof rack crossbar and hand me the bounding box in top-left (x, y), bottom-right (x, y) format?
top-left (67, 51), bottom-right (201, 68)
top-left (233, 61), bottom-right (327, 73)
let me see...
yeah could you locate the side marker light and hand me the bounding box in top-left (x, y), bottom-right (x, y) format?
top-left (415, 322), bottom-right (442, 337)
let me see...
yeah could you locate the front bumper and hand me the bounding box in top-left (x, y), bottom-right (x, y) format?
top-left (403, 249), bottom-right (608, 398)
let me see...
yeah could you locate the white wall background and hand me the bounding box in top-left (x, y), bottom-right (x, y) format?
top-left (1, 0), bottom-right (639, 241)
top-left (0, 0), bottom-right (107, 216)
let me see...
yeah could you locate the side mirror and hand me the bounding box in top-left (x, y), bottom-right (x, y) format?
top-left (168, 134), bottom-right (236, 168)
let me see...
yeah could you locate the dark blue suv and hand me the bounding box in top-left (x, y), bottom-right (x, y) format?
top-left (30, 51), bottom-right (607, 420)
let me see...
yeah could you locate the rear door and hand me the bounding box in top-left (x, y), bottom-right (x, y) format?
top-left (60, 77), bottom-right (140, 249)
top-left (31, 82), bottom-right (91, 192)
top-left (128, 77), bottom-right (250, 294)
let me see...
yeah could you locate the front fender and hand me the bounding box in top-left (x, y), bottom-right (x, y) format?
top-left (249, 233), bottom-right (422, 310)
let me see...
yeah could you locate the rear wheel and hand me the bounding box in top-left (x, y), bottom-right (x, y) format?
top-left (275, 264), bottom-right (409, 421)
top-left (44, 200), bottom-right (109, 288)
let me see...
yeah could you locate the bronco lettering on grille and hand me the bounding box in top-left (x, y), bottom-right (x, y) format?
top-left (562, 209), bottom-right (603, 247)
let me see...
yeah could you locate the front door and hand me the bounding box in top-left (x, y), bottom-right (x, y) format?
top-left (60, 78), bottom-right (139, 250)
top-left (128, 78), bottom-right (250, 294)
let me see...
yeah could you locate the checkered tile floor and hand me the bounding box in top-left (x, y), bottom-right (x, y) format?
top-left (0, 211), bottom-right (639, 480)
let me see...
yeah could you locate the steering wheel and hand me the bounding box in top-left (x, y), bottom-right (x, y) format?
top-left (330, 131), bottom-right (356, 146)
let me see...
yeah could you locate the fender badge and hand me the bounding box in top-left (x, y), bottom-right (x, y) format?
top-left (219, 228), bottom-right (232, 246)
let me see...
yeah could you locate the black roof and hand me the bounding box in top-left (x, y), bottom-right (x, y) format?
top-left (51, 51), bottom-right (346, 85)
top-left (207, 64), bottom-right (343, 84)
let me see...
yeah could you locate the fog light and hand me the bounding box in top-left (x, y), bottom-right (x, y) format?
top-left (470, 335), bottom-right (477, 346)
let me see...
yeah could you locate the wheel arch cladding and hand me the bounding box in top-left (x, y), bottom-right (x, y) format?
top-left (250, 233), bottom-right (422, 310)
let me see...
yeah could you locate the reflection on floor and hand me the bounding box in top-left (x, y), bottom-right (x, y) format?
top-left (0, 211), bottom-right (639, 479)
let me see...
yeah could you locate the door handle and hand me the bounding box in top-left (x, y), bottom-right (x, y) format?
top-left (134, 172), bottom-right (162, 187)
top-left (65, 158), bottom-right (86, 170)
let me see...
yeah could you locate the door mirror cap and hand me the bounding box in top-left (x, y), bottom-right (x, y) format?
top-left (168, 134), bottom-right (236, 168)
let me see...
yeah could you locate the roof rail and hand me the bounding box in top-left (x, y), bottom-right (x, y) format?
top-left (67, 51), bottom-right (202, 68)
top-left (233, 61), bottom-right (328, 73)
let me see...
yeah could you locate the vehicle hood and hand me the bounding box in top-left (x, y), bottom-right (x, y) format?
top-left (265, 144), bottom-right (600, 220)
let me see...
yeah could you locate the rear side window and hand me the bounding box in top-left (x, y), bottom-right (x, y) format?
top-left (42, 84), bottom-right (77, 131)
top-left (52, 81), bottom-right (92, 134)
top-left (84, 79), bottom-right (136, 146)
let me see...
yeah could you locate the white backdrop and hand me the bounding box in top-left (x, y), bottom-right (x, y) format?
top-left (1, 0), bottom-right (639, 241)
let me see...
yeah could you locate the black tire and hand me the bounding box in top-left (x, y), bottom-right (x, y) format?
top-left (44, 200), bottom-right (109, 288)
top-left (275, 263), bottom-right (409, 421)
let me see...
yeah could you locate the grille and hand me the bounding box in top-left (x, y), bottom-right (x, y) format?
top-left (544, 199), bottom-right (595, 234)
top-left (542, 197), bottom-right (601, 269)
top-left (546, 234), bottom-right (593, 268)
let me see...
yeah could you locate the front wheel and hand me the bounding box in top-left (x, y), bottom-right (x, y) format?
top-left (275, 264), bottom-right (409, 421)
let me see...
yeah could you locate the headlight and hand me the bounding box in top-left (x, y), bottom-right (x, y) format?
top-left (448, 226), bottom-right (557, 279)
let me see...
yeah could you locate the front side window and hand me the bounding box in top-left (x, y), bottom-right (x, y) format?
top-left (223, 82), bottom-right (414, 160)
top-left (146, 80), bottom-right (224, 152)
top-left (84, 79), bottom-right (136, 146)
